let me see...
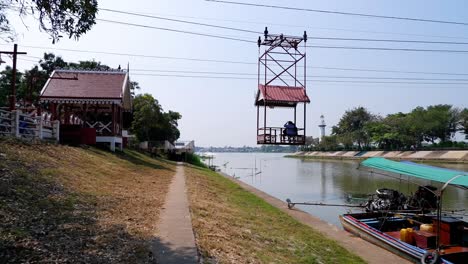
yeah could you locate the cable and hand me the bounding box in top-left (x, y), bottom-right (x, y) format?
top-left (97, 19), bottom-right (255, 43)
top-left (132, 69), bottom-right (257, 75)
top-left (13, 45), bottom-right (468, 76)
top-left (310, 37), bottom-right (468, 45)
top-left (97, 19), bottom-right (468, 52)
top-left (99, 8), bottom-right (260, 34)
top-left (206, 0), bottom-right (468, 26)
top-left (17, 58), bottom-right (39, 63)
top-left (130, 69), bottom-right (468, 81)
top-left (306, 45), bottom-right (468, 53)
top-left (131, 73), bottom-right (468, 85)
top-left (308, 66), bottom-right (468, 76)
top-left (129, 66), bottom-right (468, 77)
top-left (2, 44), bottom-right (256, 65)
top-left (99, 9), bottom-right (468, 45)
top-left (99, 8), bottom-right (468, 40)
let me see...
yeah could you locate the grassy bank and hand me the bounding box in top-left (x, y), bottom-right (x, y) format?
top-left (185, 165), bottom-right (365, 264)
top-left (0, 138), bottom-right (175, 263)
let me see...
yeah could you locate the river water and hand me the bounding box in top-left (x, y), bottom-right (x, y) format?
top-left (209, 153), bottom-right (468, 227)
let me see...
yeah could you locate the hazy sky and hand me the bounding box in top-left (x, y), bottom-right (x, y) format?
top-left (4, 0), bottom-right (468, 146)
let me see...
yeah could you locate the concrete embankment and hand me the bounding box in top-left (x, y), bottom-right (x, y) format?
top-left (291, 150), bottom-right (468, 163)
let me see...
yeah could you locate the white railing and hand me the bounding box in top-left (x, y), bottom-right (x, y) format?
top-left (0, 109), bottom-right (60, 142)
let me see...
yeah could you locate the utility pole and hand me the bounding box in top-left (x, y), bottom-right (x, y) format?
top-left (0, 44), bottom-right (27, 110)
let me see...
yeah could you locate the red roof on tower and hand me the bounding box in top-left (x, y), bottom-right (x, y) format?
top-left (255, 84), bottom-right (310, 107)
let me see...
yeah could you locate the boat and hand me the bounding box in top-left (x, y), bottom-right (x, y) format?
top-left (340, 157), bottom-right (468, 264)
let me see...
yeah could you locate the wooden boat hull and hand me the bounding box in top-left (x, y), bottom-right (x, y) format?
top-left (339, 214), bottom-right (454, 264)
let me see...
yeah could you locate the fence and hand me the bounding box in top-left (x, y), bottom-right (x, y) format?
top-left (0, 109), bottom-right (60, 142)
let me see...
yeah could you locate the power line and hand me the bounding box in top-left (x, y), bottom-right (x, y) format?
top-left (129, 66), bottom-right (468, 77)
top-left (132, 69), bottom-right (257, 75)
top-left (97, 19), bottom-right (255, 43)
top-left (99, 8), bottom-right (260, 34)
top-left (130, 69), bottom-right (468, 81)
top-left (306, 45), bottom-right (468, 53)
top-left (131, 73), bottom-right (468, 85)
top-left (310, 37), bottom-right (468, 45)
top-left (3, 44), bottom-right (256, 65)
top-left (9, 44), bottom-right (468, 76)
top-left (97, 19), bottom-right (468, 52)
top-left (99, 8), bottom-right (468, 40)
top-left (99, 9), bottom-right (468, 45)
top-left (206, 0), bottom-right (468, 26)
top-left (308, 66), bottom-right (468, 76)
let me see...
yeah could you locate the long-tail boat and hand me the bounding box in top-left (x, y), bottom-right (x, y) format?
top-left (340, 157), bottom-right (468, 264)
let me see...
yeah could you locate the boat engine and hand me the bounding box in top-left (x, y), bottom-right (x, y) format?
top-left (365, 188), bottom-right (407, 212)
top-left (407, 185), bottom-right (438, 211)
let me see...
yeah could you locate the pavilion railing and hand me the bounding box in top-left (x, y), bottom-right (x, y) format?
top-left (85, 121), bottom-right (121, 136)
top-left (257, 127), bottom-right (305, 145)
top-left (0, 109), bottom-right (59, 142)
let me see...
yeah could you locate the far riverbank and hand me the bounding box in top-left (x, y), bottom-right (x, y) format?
top-left (289, 150), bottom-right (468, 163)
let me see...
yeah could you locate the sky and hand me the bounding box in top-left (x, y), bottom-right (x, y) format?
top-left (3, 0), bottom-right (468, 147)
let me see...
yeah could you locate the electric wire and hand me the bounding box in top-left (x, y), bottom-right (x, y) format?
top-left (130, 73), bottom-right (468, 85)
top-left (97, 19), bottom-right (255, 43)
top-left (0, 44), bottom-right (256, 65)
top-left (95, 18), bottom-right (468, 53)
top-left (99, 8), bottom-right (260, 34)
top-left (129, 69), bottom-right (468, 81)
top-left (206, 0), bottom-right (468, 26)
top-left (306, 45), bottom-right (468, 53)
top-left (10, 44), bottom-right (468, 77)
top-left (99, 9), bottom-right (468, 45)
top-left (102, 9), bottom-right (468, 40)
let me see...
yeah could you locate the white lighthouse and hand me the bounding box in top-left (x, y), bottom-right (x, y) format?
top-left (318, 115), bottom-right (326, 140)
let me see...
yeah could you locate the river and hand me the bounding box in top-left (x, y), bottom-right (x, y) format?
top-left (209, 153), bottom-right (468, 227)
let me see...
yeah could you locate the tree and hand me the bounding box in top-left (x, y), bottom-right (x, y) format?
top-left (0, 66), bottom-right (23, 107)
top-left (423, 105), bottom-right (457, 143)
top-left (332, 106), bottom-right (377, 149)
top-left (2, 0), bottom-right (98, 43)
top-left (460, 108), bottom-right (468, 139)
top-left (131, 94), bottom-right (181, 143)
top-left (39, 53), bottom-right (68, 75)
top-left (68, 60), bottom-right (110, 71)
top-left (317, 135), bottom-right (339, 151)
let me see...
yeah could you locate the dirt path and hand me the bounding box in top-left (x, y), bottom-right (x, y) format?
top-left (152, 164), bottom-right (198, 264)
top-left (222, 173), bottom-right (411, 264)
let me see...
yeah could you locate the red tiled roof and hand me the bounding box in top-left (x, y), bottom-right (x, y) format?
top-left (257, 84), bottom-right (310, 104)
top-left (41, 70), bottom-right (127, 99)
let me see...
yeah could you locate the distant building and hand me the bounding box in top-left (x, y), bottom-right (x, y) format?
top-left (174, 140), bottom-right (195, 155)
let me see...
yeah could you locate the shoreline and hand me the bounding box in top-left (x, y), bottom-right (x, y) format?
top-left (288, 150), bottom-right (468, 164)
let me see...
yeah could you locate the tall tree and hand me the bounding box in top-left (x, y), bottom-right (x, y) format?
top-left (39, 53), bottom-right (68, 75)
top-left (416, 105), bottom-right (457, 143)
top-left (332, 106), bottom-right (377, 149)
top-left (459, 108), bottom-right (468, 139)
top-left (131, 94), bottom-right (181, 143)
top-left (1, 0), bottom-right (98, 42)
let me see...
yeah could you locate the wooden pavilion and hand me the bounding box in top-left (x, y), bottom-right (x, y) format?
top-left (39, 69), bottom-right (133, 151)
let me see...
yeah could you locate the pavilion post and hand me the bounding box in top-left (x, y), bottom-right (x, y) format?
top-left (111, 103), bottom-right (115, 135)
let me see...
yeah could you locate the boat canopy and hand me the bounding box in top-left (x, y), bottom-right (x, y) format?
top-left (361, 157), bottom-right (468, 188)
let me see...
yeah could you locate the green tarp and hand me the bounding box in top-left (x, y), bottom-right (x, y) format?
top-left (361, 157), bottom-right (468, 188)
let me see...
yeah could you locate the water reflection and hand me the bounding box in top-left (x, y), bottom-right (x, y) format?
top-left (211, 153), bottom-right (468, 227)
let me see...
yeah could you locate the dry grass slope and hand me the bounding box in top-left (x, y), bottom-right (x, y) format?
top-left (0, 138), bottom-right (175, 263)
top-left (186, 166), bottom-right (365, 264)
